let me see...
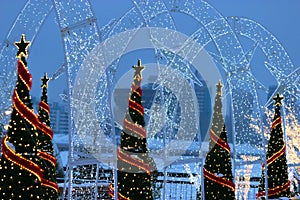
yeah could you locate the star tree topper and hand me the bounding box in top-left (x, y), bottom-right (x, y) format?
top-left (132, 59), bottom-right (145, 82)
top-left (273, 93), bottom-right (284, 106)
top-left (41, 73), bottom-right (50, 88)
top-left (14, 34), bottom-right (31, 58)
top-left (216, 80), bottom-right (223, 95)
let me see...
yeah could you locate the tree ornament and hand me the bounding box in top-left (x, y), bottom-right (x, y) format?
top-left (14, 34), bottom-right (31, 58)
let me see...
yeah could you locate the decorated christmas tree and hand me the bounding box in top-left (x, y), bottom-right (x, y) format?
top-left (256, 93), bottom-right (290, 199)
top-left (203, 81), bottom-right (235, 200)
top-left (257, 163), bottom-right (266, 199)
top-left (0, 34), bottom-right (44, 199)
top-left (37, 73), bottom-right (58, 199)
top-left (109, 60), bottom-right (155, 200)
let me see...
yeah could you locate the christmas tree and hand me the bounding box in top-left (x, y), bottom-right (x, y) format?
top-left (109, 60), bottom-right (155, 200)
top-left (37, 73), bottom-right (58, 199)
top-left (257, 163), bottom-right (266, 199)
top-left (256, 93), bottom-right (290, 199)
top-left (0, 34), bottom-right (44, 199)
top-left (203, 81), bottom-right (235, 200)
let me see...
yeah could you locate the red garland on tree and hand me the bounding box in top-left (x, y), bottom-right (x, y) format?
top-left (37, 73), bottom-right (59, 199)
top-left (0, 34), bottom-right (44, 199)
top-left (256, 93), bottom-right (290, 199)
top-left (109, 60), bottom-right (155, 200)
top-left (203, 81), bottom-right (235, 200)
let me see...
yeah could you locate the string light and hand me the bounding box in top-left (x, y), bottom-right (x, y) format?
top-left (203, 81), bottom-right (235, 199)
top-left (36, 72), bottom-right (59, 199)
top-left (257, 93), bottom-right (291, 199)
top-left (0, 35), bottom-right (44, 199)
top-left (109, 60), bottom-right (155, 199)
top-left (2, 1), bottom-right (295, 198)
top-left (2, 136), bottom-right (43, 181)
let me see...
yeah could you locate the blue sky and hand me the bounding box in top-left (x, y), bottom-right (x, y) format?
top-left (1, 0), bottom-right (300, 102)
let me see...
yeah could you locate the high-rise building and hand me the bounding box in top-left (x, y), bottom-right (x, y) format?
top-left (32, 97), bottom-right (69, 135)
top-left (49, 101), bottom-right (69, 135)
top-left (113, 78), bottom-right (212, 144)
top-left (194, 79), bottom-right (212, 142)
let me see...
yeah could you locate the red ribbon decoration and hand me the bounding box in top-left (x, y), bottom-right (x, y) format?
top-left (38, 151), bottom-right (56, 167)
top-left (13, 90), bottom-right (53, 139)
top-left (256, 114), bottom-right (289, 198)
top-left (271, 116), bottom-right (281, 129)
top-left (39, 101), bottom-right (50, 113)
top-left (17, 60), bottom-right (32, 90)
top-left (267, 144), bottom-right (286, 166)
top-left (108, 183), bottom-right (130, 200)
top-left (2, 136), bottom-right (44, 181)
top-left (256, 180), bottom-right (290, 199)
top-left (204, 128), bottom-right (234, 192)
top-left (41, 178), bottom-right (59, 193)
top-left (209, 129), bottom-right (230, 153)
top-left (128, 99), bottom-right (144, 115)
top-left (123, 118), bottom-right (146, 139)
top-left (131, 84), bottom-right (142, 96)
top-left (108, 184), bottom-right (130, 200)
top-left (38, 151), bottom-right (58, 191)
top-left (3, 59), bottom-right (58, 194)
top-left (203, 168), bottom-right (235, 191)
top-left (117, 147), bottom-right (152, 175)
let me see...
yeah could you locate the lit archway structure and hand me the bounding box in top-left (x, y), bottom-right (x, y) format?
top-left (0, 0), bottom-right (299, 199)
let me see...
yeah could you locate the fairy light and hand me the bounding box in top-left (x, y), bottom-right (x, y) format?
top-left (2, 136), bottom-right (43, 181)
top-left (123, 118), bottom-right (146, 138)
top-left (36, 73), bottom-right (58, 199)
top-left (109, 60), bottom-right (156, 199)
top-left (209, 129), bottom-right (230, 154)
top-left (41, 179), bottom-right (59, 193)
top-left (257, 93), bottom-right (291, 199)
top-left (0, 35), bottom-right (44, 199)
top-left (37, 151), bottom-right (56, 168)
top-left (253, 105), bottom-right (300, 163)
top-left (282, 106), bottom-right (300, 165)
top-left (12, 84), bottom-right (54, 139)
top-left (203, 81), bottom-right (235, 199)
top-left (117, 147), bottom-right (151, 175)
top-left (29, 0), bottom-right (299, 198)
top-left (235, 155), bottom-right (259, 199)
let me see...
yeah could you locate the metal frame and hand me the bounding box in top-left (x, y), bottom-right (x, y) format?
top-left (0, 0), bottom-right (299, 199)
